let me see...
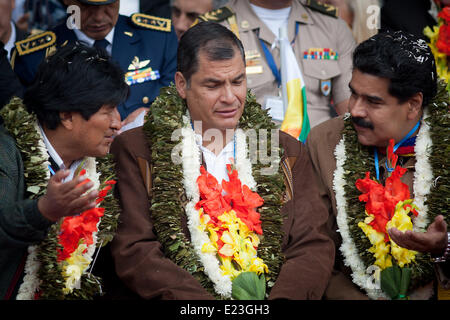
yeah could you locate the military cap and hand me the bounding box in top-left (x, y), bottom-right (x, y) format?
top-left (76, 0), bottom-right (117, 5)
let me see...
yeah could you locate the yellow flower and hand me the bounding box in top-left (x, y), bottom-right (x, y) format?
top-left (358, 222), bottom-right (392, 269)
top-left (220, 256), bottom-right (241, 279)
top-left (219, 244), bottom-right (235, 257)
top-left (386, 201), bottom-right (418, 267)
top-left (201, 209), bottom-right (269, 280)
top-left (201, 242), bottom-right (217, 253)
top-left (62, 244), bottom-right (91, 294)
top-left (248, 257), bottom-right (269, 275)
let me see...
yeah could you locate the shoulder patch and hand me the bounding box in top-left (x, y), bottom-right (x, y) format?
top-left (14, 31), bottom-right (56, 56)
top-left (198, 6), bottom-right (234, 22)
top-left (131, 13), bottom-right (171, 32)
top-left (305, 0), bottom-right (338, 18)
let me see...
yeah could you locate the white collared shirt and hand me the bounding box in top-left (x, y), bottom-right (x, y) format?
top-left (195, 133), bottom-right (235, 184)
top-left (73, 27), bottom-right (115, 55)
top-left (5, 21), bottom-right (16, 61)
top-left (250, 3), bottom-right (291, 39)
top-left (38, 124), bottom-right (84, 182)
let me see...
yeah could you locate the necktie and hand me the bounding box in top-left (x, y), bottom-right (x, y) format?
top-left (93, 39), bottom-right (110, 50)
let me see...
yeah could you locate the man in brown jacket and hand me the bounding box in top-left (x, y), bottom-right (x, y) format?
top-left (306, 31), bottom-right (450, 299)
top-left (109, 21), bottom-right (334, 299)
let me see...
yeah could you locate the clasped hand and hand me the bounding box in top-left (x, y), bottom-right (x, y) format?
top-left (37, 170), bottom-right (98, 222)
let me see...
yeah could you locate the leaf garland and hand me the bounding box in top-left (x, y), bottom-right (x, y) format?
top-left (143, 85), bottom-right (285, 299)
top-left (0, 97), bottom-right (119, 299)
top-left (341, 81), bottom-right (449, 295)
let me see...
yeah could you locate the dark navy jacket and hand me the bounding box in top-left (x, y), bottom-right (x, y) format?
top-left (13, 14), bottom-right (178, 119)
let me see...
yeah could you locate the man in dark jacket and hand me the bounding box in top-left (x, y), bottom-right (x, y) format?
top-left (0, 43), bottom-right (127, 299)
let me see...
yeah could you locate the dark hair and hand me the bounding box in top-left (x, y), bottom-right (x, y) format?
top-left (177, 21), bottom-right (245, 83)
top-left (24, 43), bottom-right (129, 130)
top-left (353, 30), bottom-right (437, 107)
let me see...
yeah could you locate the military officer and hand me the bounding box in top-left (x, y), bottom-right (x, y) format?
top-left (197, 0), bottom-right (356, 128)
top-left (11, 0), bottom-right (178, 124)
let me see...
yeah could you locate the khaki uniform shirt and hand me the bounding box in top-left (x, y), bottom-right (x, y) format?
top-left (216, 0), bottom-right (356, 128)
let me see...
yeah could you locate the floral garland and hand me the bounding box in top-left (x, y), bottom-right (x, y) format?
top-left (0, 97), bottom-right (120, 300)
top-left (181, 110), bottom-right (267, 297)
top-left (144, 85), bottom-right (285, 299)
top-left (424, 6), bottom-right (450, 93)
top-left (334, 81), bottom-right (450, 299)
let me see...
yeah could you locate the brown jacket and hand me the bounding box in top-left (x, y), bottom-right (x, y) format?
top-left (110, 127), bottom-right (334, 299)
top-left (306, 116), bottom-right (417, 300)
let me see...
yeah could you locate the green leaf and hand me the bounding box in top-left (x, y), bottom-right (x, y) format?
top-left (399, 267), bottom-right (411, 299)
top-left (27, 185), bottom-right (41, 194)
top-left (380, 265), bottom-right (411, 300)
top-left (231, 272), bottom-right (266, 300)
top-left (380, 265), bottom-right (401, 299)
top-left (74, 159), bottom-right (86, 177)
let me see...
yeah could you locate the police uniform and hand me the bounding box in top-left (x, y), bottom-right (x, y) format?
top-left (198, 0), bottom-right (355, 128)
top-left (11, 2), bottom-right (178, 120)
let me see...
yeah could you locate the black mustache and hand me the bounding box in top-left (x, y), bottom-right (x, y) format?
top-left (352, 116), bottom-right (374, 130)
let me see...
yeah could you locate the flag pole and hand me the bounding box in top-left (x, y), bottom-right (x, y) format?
top-left (279, 24), bottom-right (289, 117)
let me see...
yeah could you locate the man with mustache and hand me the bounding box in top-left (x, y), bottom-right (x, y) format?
top-left (306, 31), bottom-right (450, 299)
top-left (11, 0), bottom-right (177, 128)
top-left (108, 21), bottom-right (334, 299)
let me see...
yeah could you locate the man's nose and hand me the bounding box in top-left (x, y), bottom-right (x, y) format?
top-left (111, 108), bottom-right (122, 131)
top-left (349, 97), bottom-right (367, 118)
top-left (90, 6), bottom-right (106, 22)
top-left (220, 84), bottom-right (236, 105)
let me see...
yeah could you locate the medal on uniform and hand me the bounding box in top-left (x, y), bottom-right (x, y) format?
top-left (125, 56), bottom-right (160, 85)
top-left (303, 48), bottom-right (338, 60)
top-left (320, 79), bottom-right (331, 96)
top-left (245, 50), bottom-right (263, 75)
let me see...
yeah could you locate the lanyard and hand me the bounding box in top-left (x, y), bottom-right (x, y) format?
top-left (374, 119), bottom-right (421, 180)
top-left (258, 22), bottom-right (300, 87)
top-left (48, 165), bottom-right (56, 176)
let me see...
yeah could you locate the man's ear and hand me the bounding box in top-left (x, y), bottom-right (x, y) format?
top-left (59, 111), bottom-right (74, 130)
top-left (175, 71), bottom-right (188, 99)
top-left (407, 92), bottom-right (423, 120)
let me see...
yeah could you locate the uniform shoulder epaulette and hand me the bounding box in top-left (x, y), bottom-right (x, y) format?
top-left (197, 6), bottom-right (234, 23)
top-left (304, 0), bottom-right (338, 18)
top-left (14, 31), bottom-right (56, 56)
top-left (131, 13), bottom-right (171, 32)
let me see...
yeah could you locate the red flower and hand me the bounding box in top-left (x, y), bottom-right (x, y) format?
top-left (195, 165), bottom-right (264, 234)
top-left (438, 7), bottom-right (450, 22)
top-left (437, 8), bottom-right (450, 55)
top-left (56, 178), bottom-right (116, 262)
top-left (195, 166), bottom-right (231, 221)
top-left (356, 165), bottom-right (411, 242)
top-left (386, 139), bottom-right (398, 170)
